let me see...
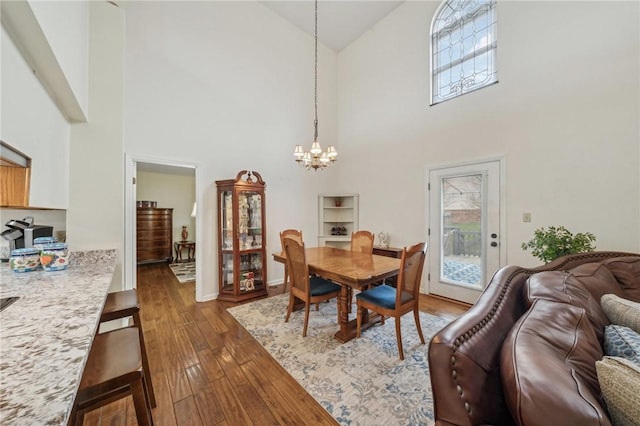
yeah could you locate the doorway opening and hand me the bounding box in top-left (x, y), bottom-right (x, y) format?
top-left (124, 155), bottom-right (199, 298)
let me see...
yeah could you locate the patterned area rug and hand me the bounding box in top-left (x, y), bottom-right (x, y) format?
top-left (227, 293), bottom-right (452, 426)
top-left (168, 261), bottom-right (195, 283)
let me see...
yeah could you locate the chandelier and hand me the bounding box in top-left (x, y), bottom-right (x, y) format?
top-left (293, 0), bottom-right (337, 171)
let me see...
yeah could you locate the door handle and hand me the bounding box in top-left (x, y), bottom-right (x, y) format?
top-left (490, 241), bottom-right (498, 247)
top-left (491, 233), bottom-right (498, 239)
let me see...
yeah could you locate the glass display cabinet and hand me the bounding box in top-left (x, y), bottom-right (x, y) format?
top-left (216, 170), bottom-right (268, 302)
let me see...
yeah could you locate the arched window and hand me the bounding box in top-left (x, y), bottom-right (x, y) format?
top-left (431, 0), bottom-right (498, 104)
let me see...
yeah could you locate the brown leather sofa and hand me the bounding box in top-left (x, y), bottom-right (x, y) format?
top-left (428, 251), bottom-right (640, 426)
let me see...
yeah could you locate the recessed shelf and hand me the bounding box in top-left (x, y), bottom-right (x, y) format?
top-left (318, 194), bottom-right (359, 248)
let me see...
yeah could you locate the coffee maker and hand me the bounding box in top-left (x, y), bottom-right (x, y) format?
top-left (1, 218), bottom-right (54, 250)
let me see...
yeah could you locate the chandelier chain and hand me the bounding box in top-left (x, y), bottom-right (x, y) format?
top-left (292, 0), bottom-right (337, 171)
top-left (314, 0), bottom-right (318, 141)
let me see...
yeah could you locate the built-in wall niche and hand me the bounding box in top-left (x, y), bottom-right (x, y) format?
top-left (0, 141), bottom-right (31, 207)
top-left (0, 208), bottom-right (67, 259)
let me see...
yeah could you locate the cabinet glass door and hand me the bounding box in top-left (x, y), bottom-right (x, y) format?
top-left (221, 190), bottom-right (234, 250)
top-left (237, 191), bottom-right (262, 250)
top-left (220, 190), bottom-right (234, 295)
top-left (237, 190), bottom-right (263, 291)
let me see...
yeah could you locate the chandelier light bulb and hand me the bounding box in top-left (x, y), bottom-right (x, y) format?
top-left (310, 141), bottom-right (322, 155)
top-left (327, 146), bottom-right (337, 158)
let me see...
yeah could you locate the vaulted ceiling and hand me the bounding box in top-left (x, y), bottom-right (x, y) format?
top-left (260, 1), bottom-right (404, 51)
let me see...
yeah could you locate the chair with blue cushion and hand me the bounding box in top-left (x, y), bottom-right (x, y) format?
top-left (356, 242), bottom-right (428, 360)
top-left (279, 229), bottom-right (304, 294)
top-left (284, 237), bottom-right (341, 337)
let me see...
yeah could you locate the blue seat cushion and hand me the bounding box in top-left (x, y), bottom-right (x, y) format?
top-left (356, 284), bottom-right (412, 310)
top-left (309, 276), bottom-right (341, 296)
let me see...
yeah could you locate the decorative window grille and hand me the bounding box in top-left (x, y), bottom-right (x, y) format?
top-left (431, 0), bottom-right (497, 104)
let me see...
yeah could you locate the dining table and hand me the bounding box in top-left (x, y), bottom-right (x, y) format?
top-left (272, 246), bottom-right (401, 343)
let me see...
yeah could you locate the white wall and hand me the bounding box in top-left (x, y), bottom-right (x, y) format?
top-left (28, 0), bottom-right (89, 117)
top-left (67, 1), bottom-right (125, 290)
top-left (136, 170), bottom-right (196, 244)
top-left (5, 0), bottom-right (638, 300)
top-left (1, 26), bottom-right (70, 209)
top-left (338, 0), bottom-right (640, 267)
top-left (124, 1), bottom-right (340, 300)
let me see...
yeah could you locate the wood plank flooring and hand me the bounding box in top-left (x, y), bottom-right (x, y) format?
top-left (82, 262), bottom-right (469, 425)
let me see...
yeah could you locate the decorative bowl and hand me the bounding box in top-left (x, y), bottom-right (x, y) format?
top-left (10, 248), bottom-right (41, 273)
top-left (34, 236), bottom-right (58, 249)
top-left (40, 243), bottom-right (69, 271)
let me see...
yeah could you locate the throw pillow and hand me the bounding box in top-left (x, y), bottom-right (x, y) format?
top-left (596, 356), bottom-right (640, 426)
top-left (603, 325), bottom-right (640, 365)
top-left (601, 294), bottom-right (640, 334)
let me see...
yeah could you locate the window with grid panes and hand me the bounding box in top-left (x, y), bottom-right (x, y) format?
top-left (431, 0), bottom-right (497, 104)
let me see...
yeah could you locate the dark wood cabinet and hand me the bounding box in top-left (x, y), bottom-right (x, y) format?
top-left (137, 207), bottom-right (173, 264)
top-left (216, 170), bottom-right (267, 302)
top-left (373, 246), bottom-right (403, 286)
top-left (372, 247), bottom-right (403, 259)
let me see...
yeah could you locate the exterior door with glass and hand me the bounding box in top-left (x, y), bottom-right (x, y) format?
top-left (428, 160), bottom-right (504, 304)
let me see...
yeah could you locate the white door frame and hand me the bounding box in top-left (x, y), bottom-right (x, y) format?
top-left (425, 157), bottom-right (506, 303)
top-left (124, 154), bottom-right (201, 299)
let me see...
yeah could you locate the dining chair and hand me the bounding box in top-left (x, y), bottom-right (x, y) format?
top-left (279, 229), bottom-right (303, 294)
top-left (283, 237), bottom-right (341, 337)
top-left (347, 230), bottom-right (375, 311)
top-left (350, 230), bottom-right (374, 254)
top-left (356, 242), bottom-right (428, 360)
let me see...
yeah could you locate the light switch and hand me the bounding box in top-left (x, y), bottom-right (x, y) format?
top-left (523, 212), bottom-right (531, 222)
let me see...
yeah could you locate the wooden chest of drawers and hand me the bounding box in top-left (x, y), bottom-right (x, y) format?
top-left (137, 207), bottom-right (173, 264)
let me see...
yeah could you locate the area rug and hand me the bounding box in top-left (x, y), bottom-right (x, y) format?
top-left (227, 293), bottom-right (452, 426)
top-left (168, 261), bottom-right (195, 283)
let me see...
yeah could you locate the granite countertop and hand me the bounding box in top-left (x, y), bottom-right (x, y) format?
top-left (0, 249), bottom-right (117, 425)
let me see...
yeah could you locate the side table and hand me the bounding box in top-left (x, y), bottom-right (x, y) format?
top-left (372, 246), bottom-right (403, 286)
top-left (174, 241), bottom-right (195, 262)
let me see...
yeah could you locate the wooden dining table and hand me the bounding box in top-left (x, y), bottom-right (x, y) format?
top-left (273, 246), bottom-right (401, 343)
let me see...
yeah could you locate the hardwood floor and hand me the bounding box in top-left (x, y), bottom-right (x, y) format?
top-left (82, 263), bottom-right (469, 425)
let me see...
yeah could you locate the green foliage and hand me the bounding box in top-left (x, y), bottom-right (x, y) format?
top-left (521, 226), bottom-right (596, 263)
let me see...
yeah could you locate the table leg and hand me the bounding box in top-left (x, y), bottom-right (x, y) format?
top-left (334, 286), bottom-right (351, 342)
top-left (334, 285), bottom-right (379, 343)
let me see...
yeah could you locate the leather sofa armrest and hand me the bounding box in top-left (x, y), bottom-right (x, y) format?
top-left (429, 266), bottom-right (528, 426)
